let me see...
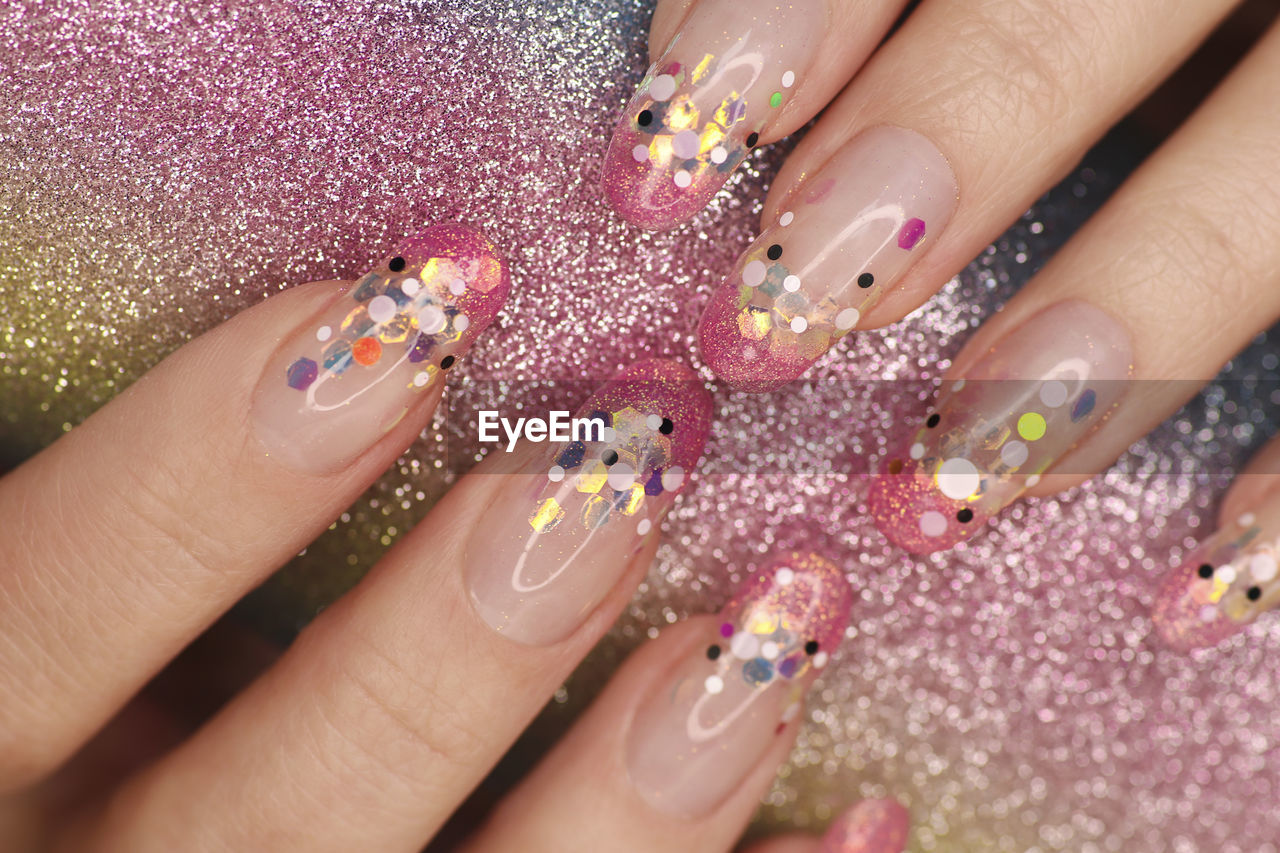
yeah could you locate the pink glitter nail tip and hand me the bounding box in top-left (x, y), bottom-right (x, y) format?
top-left (724, 551), bottom-right (853, 656)
top-left (868, 454), bottom-right (984, 554)
top-left (1152, 555), bottom-right (1242, 652)
top-left (821, 798), bottom-right (910, 853)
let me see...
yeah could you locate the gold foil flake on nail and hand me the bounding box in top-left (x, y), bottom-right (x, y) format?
top-left (529, 498), bottom-right (564, 533)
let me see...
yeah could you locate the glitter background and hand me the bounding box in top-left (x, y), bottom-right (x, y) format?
top-left (3, 1), bottom-right (1280, 850)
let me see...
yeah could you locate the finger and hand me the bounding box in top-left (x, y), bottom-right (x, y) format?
top-left (78, 361), bottom-right (713, 852)
top-left (867, 19), bottom-right (1280, 553)
top-left (463, 555), bottom-right (853, 853)
top-left (1153, 437), bottom-right (1280, 652)
top-left (602, 0), bottom-right (911, 231)
top-left (0, 223), bottom-right (509, 789)
top-left (743, 798), bottom-right (909, 853)
top-left (697, 0), bottom-right (1239, 391)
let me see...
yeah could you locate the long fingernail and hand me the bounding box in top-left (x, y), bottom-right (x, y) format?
top-left (868, 301), bottom-right (1132, 553)
top-left (821, 798), bottom-right (910, 853)
top-left (1153, 503), bottom-right (1280, 651)
top-left (601, 0), bottom-right (826, 231)
top-left (699, 125), bottom-right (957, 391)
top-left (251, 223), bottom-right (510, 474)
top-left (625, 553), bottom-right (851, 817)
top-left (465, 359), bottom-right (713, 646)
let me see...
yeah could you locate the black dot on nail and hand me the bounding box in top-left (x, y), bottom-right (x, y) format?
top-left (1248, 586), bottom-right (1263, 601)
top-left (804, 640), bottom-right (819, 655)
top-left (706, 644), bottom-right (721, 661)
top-left (926, 413), bottom-right (941, 429)
top-left (1198, 564), bottom-right (1215, 579)
top-left (602, 449), bottom-right (619, 466)
top-left (888, 459), bottom-right (904, 474)
top-left (659, 417), bottom-right (674, 435)
top-left (858, 272), bottom-right (875, 289)
top-left (439, 355), bottom-right (456, 370)
top-left (957, 508), bottom-right (974, 524)
top-left (637, 109), bottom-right (653, 127)
top-left (746, 132), bottom-right (759, 148)
top-left (388, 256), bottom-right (406, 272)
top-left (766, 244), bottom-right (783, 261)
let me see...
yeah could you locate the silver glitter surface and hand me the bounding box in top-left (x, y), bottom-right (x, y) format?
top-left (3, 1), bottom-right (1280, 849)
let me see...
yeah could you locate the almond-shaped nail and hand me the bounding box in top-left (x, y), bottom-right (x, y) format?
top-left (601, 0), bottom-right (826, 231)
top-left (821, 798), bottom-right (910, 853)
top-left (869, 301), bottom-right (1133, 553)
top-left (625, 553), bottom-right (851, 817)
top-left (1153, 501), bottom-right (1280, 652)
top-left (699, 125), bottom-right (957, 391)
top-left (465, 360), bottom-right (713, 646)
top-left (251, 223), bottom-right (510, 473)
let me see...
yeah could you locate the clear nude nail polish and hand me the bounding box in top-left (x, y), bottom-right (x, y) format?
top-left (625, 553), bottom-right (851, 817)
top-left (465, 360), bottom-right (713, 646)
top-left (699, 125), bottom-right (957, 392)
top-left (868, 301), bottom-right (1133, 553)
top-left (250, 223), bottom-right (510, 474)
top-left (601, 0), bottom-right (826, 231)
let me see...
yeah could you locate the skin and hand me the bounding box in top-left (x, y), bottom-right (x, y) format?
top-left (2, 0), bottom-right (1280, 849)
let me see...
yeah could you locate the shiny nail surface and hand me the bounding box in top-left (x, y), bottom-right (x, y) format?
top-left (700, 125), bottom-right (957, 391)
top-left (602, 0), bottom-right (825, 231)
top-left (821, 798), bottom-right (910, 853)
top-left (625, 553), bottom-right (851, 817)
top-left (1153, 501), bottom-right (1280, 651)
top-left (466, 360), bottom-right (713, 646)
top-left (869, 301), bottom-right (1132, 553)
top-left (252, 223), bottom-right (509, 473)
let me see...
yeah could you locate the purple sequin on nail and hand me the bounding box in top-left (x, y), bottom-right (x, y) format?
top-left (1072, 388), bottom-right (1097, 422)
top-left (286, 357), bottom-right (318, 390)
top-left (897, 217), bottom-right (926, 250)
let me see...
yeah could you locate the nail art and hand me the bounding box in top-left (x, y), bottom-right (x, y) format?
top-left (625, 553), bottom-right (852, 817)
top-left (869, 301), bottom-right (1132, 553)
top-left (466, 360), bottom-right (713, 646)
top-left (699, 125), bottom-right (957, 391)
top-left (252, 223), bottom-right (510, 473)
top-left (821, 798), bottom-right (910, 853)
top-left (1153, 505), bottom-right (1280, 651)
top-left (601, 0), bottom-right (825, 231)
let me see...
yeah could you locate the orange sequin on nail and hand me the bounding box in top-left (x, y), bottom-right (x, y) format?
top-left (352, 336), bottom-right (381, 365)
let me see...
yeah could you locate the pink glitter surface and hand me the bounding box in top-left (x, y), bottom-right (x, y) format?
top-left (3, 1), bottom-right (1280, 850)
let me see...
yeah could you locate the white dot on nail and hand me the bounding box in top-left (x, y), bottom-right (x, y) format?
top-left (710, 145), bottom-right (728, 164)
top-left (1000, 440), bottom-right (1029, 468)
top-left (742, 259), bottom-right (767, 288)
top-left (449, 277), bottom-right (466, 295)
top-left (672, 129), bottom-right (701, 159)
top-left (779, 211), bottom-right (794, 226)
top-left (909, 442), bottom-right (925, 460)
top-left (547, 465), bottom-right (565, 482)
top-left (919, 510), bottom-right (948, 538)
top-left (368, 294), bottom-right (397, 323)
top-left (1217, 565), bottom-right (1238, 585)
top-left (632, 144), bottom-right (649, 162)
top-left (789, 316), bottom-right (808, 333)
top-left (453, 313), bottom-right (470, 332)
top-left (418, 305), bottom-right (446, 335)
top-left (649, 73), bottom-right (676, 101)
top-left (952, 379), bottom-right (966, 392)
top-left (937, 457), bottom-right (981, 500)
top-left (315, 325), bottom-right (332, 342)
top-left (1040, 379), bottom-right (1068, 409)
top-left (1026, 474), bottom-right (1042, 488)
top-left (781, 70), bottom-right (796, 88)
top-left (607, 463), bottom-right (636, 491)
top-left (601, 426), bottom-right (617, 443)
top-left (1240, 513), bottom-right (1257, 527)
top-left (412, 371), bottom-right (431, 387)
top-left (637, 518), bottom-right (652, 535)
top-left (400, 278), bottom-right (420, 296)
top-left (783, 274), bottom-right (801, 292)
top-left (661, 466), bottom-right (685, 492)
top-left (704, 675), bottom-right (724, 695)
top-left (1250, 553), bottom-right (1277, 583)
top-left (835, 307), bottom-right (860, 330)
top-left (673, 169), bottom-right (692, 188)
top-left (761, 641), bottom-right (780, 660)
top-left (776, 567), bottom-right (795, 586)
top-left (730, 631), bottom-right (759, 660)
top-left (646, 414), bottom-right (662, 430)
top-left (813, 651), bottom-right (829, 669)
